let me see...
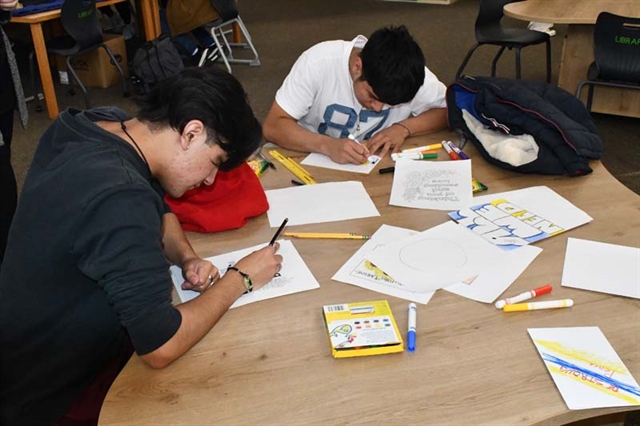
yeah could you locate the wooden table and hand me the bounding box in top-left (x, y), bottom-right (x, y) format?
top-left (11, 0), bottom-right (161, 120)
top-left (504, 0), bottom-right (640, 118)
top-left (99, 132), bottom-right (640, 425)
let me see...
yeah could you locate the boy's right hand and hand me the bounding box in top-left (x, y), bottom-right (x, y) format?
top-left (326, 138), bottom-right (369, 165)
top-left (232, 243), bottom-right (283, 291)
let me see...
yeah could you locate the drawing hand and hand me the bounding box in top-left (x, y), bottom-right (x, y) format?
top-left (232, 243), bottom-right (283, 291)
top-left (326, 138), bottom-right (369, 165)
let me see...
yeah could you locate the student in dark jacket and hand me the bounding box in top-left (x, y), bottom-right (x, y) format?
top-left (0, 67), bottom-right (283, 425)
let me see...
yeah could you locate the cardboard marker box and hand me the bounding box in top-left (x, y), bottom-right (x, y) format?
top-left (55, 33), bottom-right (129, 89)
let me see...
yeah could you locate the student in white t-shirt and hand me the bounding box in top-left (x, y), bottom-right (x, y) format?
top-left (263, 25), bottom-right (448, 165)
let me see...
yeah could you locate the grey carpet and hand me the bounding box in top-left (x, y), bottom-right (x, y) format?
top-left (9, 0), bottom-right (639, 194)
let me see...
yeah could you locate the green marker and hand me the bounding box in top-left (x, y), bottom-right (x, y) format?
top-left (391, 152), bottom-right (438, 161)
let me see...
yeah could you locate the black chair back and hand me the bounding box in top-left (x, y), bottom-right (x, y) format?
top-left (475, 0), bottom-right (519, 35)
top-left (60, 0), bottom-right (103, 50)
top-left (593, 12), bottom-right (640, 84)
top-left (210, 0), bottom-right (239, 22)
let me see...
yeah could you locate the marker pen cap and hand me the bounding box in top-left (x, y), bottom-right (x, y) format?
top-left (407, 331), bottom-right (416, 352)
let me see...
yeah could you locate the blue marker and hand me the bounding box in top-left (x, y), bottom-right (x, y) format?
top-left (407, 303), bottom-right (417, 352)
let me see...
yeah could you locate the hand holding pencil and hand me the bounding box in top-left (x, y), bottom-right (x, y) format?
top-left (228, 218), bottom-right (287, 293)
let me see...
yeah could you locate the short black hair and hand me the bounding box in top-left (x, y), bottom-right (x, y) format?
top-left (134, 67), bottom-right (262, 171)
top-left (360, 25), bottom-right (426, 106)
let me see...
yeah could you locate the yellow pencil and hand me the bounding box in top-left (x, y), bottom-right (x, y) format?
top-left (269, 150), bottom-right (317, 184)
top-left (283, 232), bottom-right (370, 240)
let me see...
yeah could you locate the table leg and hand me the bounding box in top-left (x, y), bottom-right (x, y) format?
top-left (29, 22), bottom-right (59, 119)
top-left (559, 24), bottom-right (640, 118)
top-left (138, 0), bottom-right (161, 42)
top-left (233, 22), bottom-right (242, 43)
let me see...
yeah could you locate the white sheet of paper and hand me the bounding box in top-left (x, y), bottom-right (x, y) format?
top-left (443, 244), bottom-right (542, 303)
top-left (332, 224), bottom-right (435, 304)
top-left (301, 152), bottom-right (381, 174)
top-left (265, 181), bottom-right (380, 227)
top-left (365, 221), bottom-right (506, 293)
top-left (450, 186), bottom-right (593, 250)
top-left (170, 239), bottom-right (319, 308)
top-left (561, 238), bottom-right (640, 299)
top-left (528, 327), bottom-right (640, 410)
top-left (390, 159), bottom-right (473, 211)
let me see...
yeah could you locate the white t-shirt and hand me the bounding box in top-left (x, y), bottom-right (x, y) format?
top-left (275, 35), bottom-right (447, 140)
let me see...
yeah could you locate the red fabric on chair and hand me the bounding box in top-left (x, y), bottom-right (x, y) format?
top-left (165, 163), bottom-right (269, 233)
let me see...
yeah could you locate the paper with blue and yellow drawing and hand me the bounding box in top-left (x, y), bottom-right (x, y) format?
top-left (449, 186), bottom-right (592, 250)
top-left (528, 327), bottom-right (640, 410)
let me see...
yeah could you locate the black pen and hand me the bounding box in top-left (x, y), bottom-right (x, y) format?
top-left (291, 179), bottom-right (304, 186)
top-left (379, 166), bottom-right (395, 174)
top-left (269, 217), bottom-right (288, 246)
top-left (256, 149), bottom-right (277, 170)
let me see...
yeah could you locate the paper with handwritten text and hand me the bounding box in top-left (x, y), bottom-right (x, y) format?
top-left (390, 159), bottom-right (472, 210)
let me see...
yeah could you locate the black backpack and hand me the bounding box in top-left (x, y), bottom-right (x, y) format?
top-left (132, 34), bottom-right (184, 92)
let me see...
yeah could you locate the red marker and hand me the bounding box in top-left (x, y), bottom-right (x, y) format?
top-left (495, 284), bottom-right (553, 309)
top-left (441, 140), bottom-right (459, 160)
top-left (446, 141), bottom-right (470, 160)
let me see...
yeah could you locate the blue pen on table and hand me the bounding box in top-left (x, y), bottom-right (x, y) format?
top-left (446, 140), bottom-right (470, 160)
top-left (407, 302), bottom-right (417, 352)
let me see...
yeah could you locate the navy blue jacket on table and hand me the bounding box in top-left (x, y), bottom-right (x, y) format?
top-left (447, 76), bottom-right (603, 176)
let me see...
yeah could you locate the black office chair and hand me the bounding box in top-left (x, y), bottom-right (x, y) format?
top-left (31, 0), bottom-right (129, 110)
top-left (197, 0), bottom-right (260, 73)
top-left (456, 0), bottom-right (551, 83)
top-left (575, 12), bottom-right (640, 112)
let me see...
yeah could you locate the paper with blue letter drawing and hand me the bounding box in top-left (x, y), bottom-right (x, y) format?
top-left (449, 186), bottom-right (592, 250)
top-left (528, 327), bottom-right (640, 410)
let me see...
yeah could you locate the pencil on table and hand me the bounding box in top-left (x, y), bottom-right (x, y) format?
top-left (283, 232), bottom-right (370, 240)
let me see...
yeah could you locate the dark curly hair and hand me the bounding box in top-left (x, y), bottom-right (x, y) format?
top-left (360, 25), bottom-right (426, 106)
top-left (134, 67), bottom-right (262, 171)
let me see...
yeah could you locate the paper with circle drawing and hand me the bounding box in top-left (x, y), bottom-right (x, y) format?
top-left (443, 243), bottom-right (542, 303)
top-left (301, 152), bottom-right (381, 174)
top-left (340, 223), bottom-right (542, 303)
top-left (450, 186), bottom-right (592, 250)
top-left (561, 238), bottom-right (640, 299)
top-left (170, 239), bottom-right (319, 308)
top-left (528, 327), bottom-right (640, 410)
top-left (365, 221), bottom-right (508, 293)
top-left (331, 224), bottom-right (435, 304)
top-left (265, 181), bottom-right (380, 227)
top-left (390, 158), bottom-right (473, 211)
